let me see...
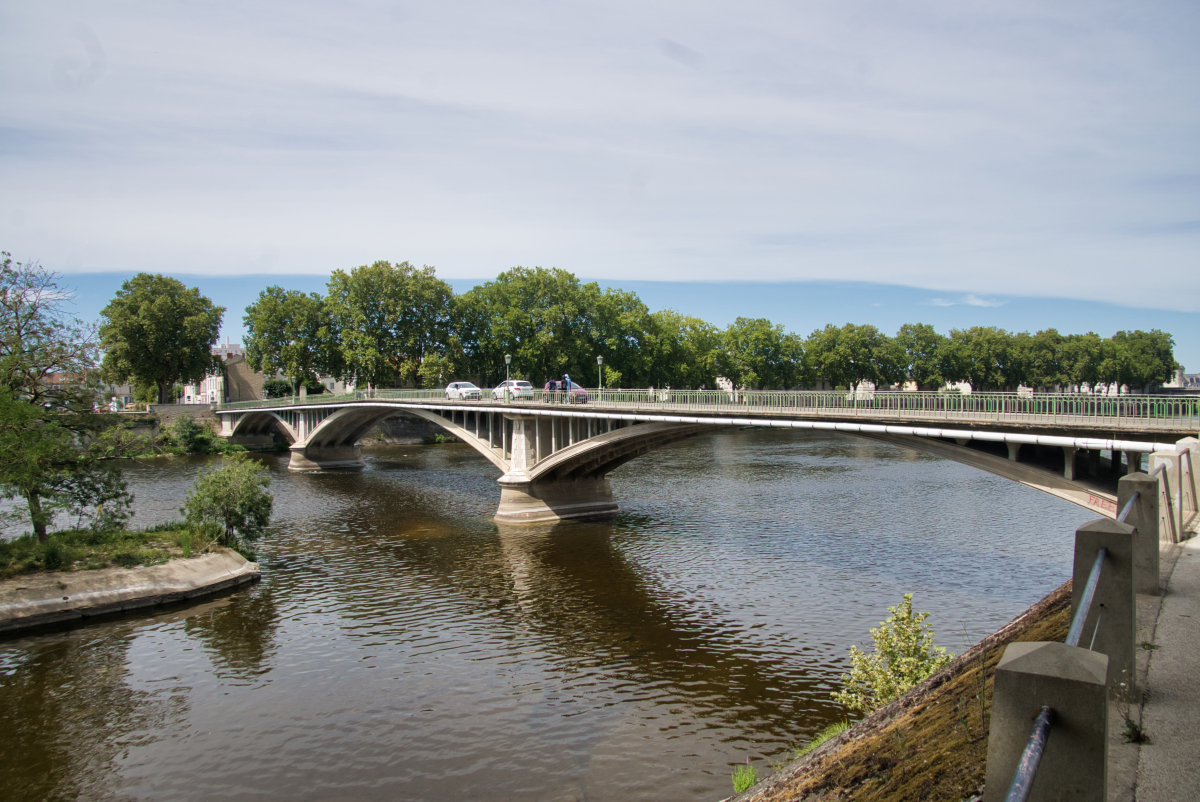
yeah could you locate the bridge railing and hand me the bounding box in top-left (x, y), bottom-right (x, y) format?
top-left (983, 465), bottom-right (1176, 801)
top-left (218, 388), bottom-right (1200, 428)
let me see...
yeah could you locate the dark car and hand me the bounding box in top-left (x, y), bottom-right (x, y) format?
top-left (542, 380), bottom-right (588, 404)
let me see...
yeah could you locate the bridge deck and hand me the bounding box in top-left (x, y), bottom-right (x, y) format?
top-left (219, 388), bottom-right (1200, 439)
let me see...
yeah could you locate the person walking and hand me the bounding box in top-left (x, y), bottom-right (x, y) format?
top-left (563, 374), bottom-right (571, 404)
top-left (547, 377), bottom-right (558, 404)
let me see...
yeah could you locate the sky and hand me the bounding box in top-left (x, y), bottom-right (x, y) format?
top-left (2, 2), bottom-right (1198, 360)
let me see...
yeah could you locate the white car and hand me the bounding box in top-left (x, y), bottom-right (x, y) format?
top-left (445, 381), bottom-right (482, 400)
top-left (491, 380), bottom-right (534, 400)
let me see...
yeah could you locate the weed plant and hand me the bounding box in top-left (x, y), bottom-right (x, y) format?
top-left (731, 759), bottom-right (758, 794)
top-left (0, 522), bottom-right (214, 579)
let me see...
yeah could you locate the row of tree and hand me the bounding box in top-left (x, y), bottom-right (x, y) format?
top-left (237, 262), bottom-right (1177, 394)
top-left (43, 259), bottom-right (1177, 402)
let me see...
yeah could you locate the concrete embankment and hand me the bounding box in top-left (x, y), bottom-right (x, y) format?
top-left (0, 549), bottom-right (259, 635)
top-left (727, 583), bottom-right (1074, 802)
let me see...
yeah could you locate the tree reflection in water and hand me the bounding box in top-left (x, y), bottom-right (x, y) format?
top-left (184, 584), bottom-right (280, 682)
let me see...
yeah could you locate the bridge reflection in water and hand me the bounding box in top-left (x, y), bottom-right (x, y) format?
top-left (219, 389), bottom-right (1199, 522)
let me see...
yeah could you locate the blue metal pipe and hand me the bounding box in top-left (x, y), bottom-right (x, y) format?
top-left (1005, 706), bottom-right (1055, 802)
top-left (1066, 547), bottom-right (1107, 647)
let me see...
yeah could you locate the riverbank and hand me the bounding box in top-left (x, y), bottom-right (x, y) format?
top-left (0, 548), bottom-right (259, 635)
top-left (730, 582), bottom-right (1074, 802)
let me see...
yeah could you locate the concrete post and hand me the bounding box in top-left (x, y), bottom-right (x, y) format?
top-left (1072, 518), bottom-right (1137, 693)
top-left (1007, 442), bottom-right (1021, 462)
top-left (1117, 473), bottom-right (1161, 593)
top-left (1124, 450), bottom-right (1143, 475)
top-left (1088, 448), bottom-right (1101, 477)
top-left (1062, 446), bottom-right (1077, 480)
top-left (983, 642), bottom-right (1109, 802)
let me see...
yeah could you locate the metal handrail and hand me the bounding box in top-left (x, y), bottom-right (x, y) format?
top-left (214, 388), bottom-right (1200, 430)
top-left (1005, 706), bottom-right (1055, 802)
top-left (1065, 547), bottom-right (1108, 647)
top-left (1117, 493), bottom-right (1140, 523)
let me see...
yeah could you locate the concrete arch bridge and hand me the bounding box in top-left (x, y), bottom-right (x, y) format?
top-left (217, 390), bottom-right (1199, 525)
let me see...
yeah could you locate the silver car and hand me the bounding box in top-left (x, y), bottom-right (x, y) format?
top-left (445, 381), bottom-right (482, 400)
top-left (492, 380), bottom-right (534, 400)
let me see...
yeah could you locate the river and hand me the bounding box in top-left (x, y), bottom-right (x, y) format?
top-left (0, 428), bottom-right (1093, 801)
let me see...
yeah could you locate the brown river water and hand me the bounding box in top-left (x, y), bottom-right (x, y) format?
top-left (0, 429), bottom-right (1093, 801)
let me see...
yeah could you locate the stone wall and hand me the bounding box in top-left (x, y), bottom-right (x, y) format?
top-left (225, 356), bottom-right (264, 403)
top-left (361, 413), bottom-right (447, 444)
top-left (149, 403), bottom-right (219, 431)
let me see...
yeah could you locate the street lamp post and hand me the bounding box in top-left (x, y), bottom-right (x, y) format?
top-left (504, 354), bottom-right (512, 403)
top-left (597, 356), bottom-right (604, 393)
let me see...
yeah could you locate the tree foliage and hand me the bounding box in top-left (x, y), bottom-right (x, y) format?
top-left (244, 287), bottom-right (340, 389)
top-left (182, 453), bottom-right (273, 550)
top-left (832, 593), bottom-right (953, 713)
top-left (1, 255), bottom-right (141, 541)
top-left (325, 261), bottom-right (453, 388)
top-left (99, 273), bottom-right (224, 404)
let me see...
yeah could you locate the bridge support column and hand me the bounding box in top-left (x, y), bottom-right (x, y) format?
top-left (494, 414), bottom-right (618, 523)
top-left (1124, 450), bottom-right (1144, 475)
top-left (1062, 446), bottom-right (1078, 480)
top-left (1007, 442), bottom-right (1021, 462)
top-left (288, 444), bottom-right (365, 472)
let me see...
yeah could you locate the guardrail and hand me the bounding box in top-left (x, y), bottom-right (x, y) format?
top-left (218, 388), bottom-right (1200, 430)
top-left (982, 441), bottom-right (1200, 801)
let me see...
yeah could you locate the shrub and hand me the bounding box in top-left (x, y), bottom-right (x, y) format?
top-left (832, 593), bottom-right (953, 713)
top-left (182, 453), bottom-right (273, 552)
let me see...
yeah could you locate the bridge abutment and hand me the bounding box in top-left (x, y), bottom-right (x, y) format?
top-left (288, 444), bottom-right (365, 472)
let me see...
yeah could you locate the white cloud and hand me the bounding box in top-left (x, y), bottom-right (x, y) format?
top-left (1, 1), bottom-right (1198, 310)
top-left (929, 294), bottom-right (1007, 308)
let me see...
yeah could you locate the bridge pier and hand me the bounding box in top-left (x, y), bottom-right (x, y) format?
top-left (495, 477), bottom-right (619, 523)
top-left (493, 414), bottom-right (619, 522)
top-left (288, 444), bottom-right (365, 472)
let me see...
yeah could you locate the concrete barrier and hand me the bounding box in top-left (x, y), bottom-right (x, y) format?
top-left (1118, 473), bottom-right (1161, 594)
top-left (1072, 518), bottom-right (1138, 693)
top-left (984, 642), bottom-right (1109, 802)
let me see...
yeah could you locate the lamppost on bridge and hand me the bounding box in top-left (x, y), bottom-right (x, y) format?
top-left (504, 353), bottom-right (512, 403)
top-left (597, 356), bottom-right (603, 391)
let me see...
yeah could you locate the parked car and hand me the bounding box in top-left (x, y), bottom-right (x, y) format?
top-left (445, 381), bottom-right (482, 400)
top-left (491, 380), bottom-right (534, 400)
top-left (542, 380), bottom-right (588, 404)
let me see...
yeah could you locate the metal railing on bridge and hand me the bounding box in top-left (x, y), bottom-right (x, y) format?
top-left (218, 388), bottom-right (1200, 430)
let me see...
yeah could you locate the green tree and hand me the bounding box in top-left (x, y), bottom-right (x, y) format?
top-left (945, 326), bottom-right (1026, 391)
top-left (99, 274), bottom-right (224, 404)
top-left (182, 453), bottom-right (273, 551)
top-left (1, 255), bottom-right (139, 541)
top-left (457, 267), bottom-right (591, 387)
top-left (1025, 329), bottom-right (1068, 390)
top-left (646, 310), bottom-right (722, 389)
top-left (1062, 332), bottom-right (1105, 390)
top-left (244, 287), bottom-right (341, 392)
top-left (832, 593), bottom-right (953, 713)
top-left (894, 323), bottom-right (947, 391)
top-left (1099, 330), bottom-right (1177, 393)
top-left (718, 317), bottom-right (806, 390)
top-left (325, 261), bottom-right (453, 388)
top-left (807, 323), bottom-right (902, 392)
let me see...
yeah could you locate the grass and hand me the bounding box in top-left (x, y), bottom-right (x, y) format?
top-left (0, 522), bottom-right (219, 579)
top-left (795, 721), bottom-right (853, 759)
top-left (753, 582), bottom-right (1073, 802)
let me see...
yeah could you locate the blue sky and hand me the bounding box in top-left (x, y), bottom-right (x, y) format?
top-left (2, 2), bottom-right (1198, 360)
top-left (59, 272), bottom-right (1200, 370)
